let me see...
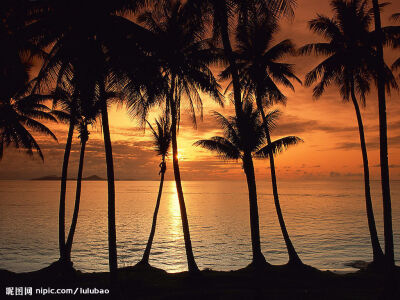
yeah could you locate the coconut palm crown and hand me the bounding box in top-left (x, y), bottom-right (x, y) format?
top-left (0, 84), bottom-right (57, 161)
top-left (195, 101), bottom-right (301, 163)
top-left (147, 117), bottom-right (172, 159)
top-left (299, 0), bottom-right (397, 100)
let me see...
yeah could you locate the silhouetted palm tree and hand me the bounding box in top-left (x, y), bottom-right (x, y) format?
top-left (195, 102), bottom-right (301, 269)
top-left (26, 0), bottom-right (153, 278)
top-left (188, 0), bottom-right (296, 117)
top-left (50, 67), bottom-right (102, 266)
top-left (0, 2), bottom-right (56, 160)
top-left (0, 1), bottom-right (42, 102)
top-left (52, 81), bottom-right (104, 263)
top-left (0, 84), bottom-right (57, 160)
top-left (221, 12), bottom-right (303, 265)
top-left (51, 80), bottom-right (79, 265)
top-left (371, 0), bottom-right (395, 267)
top-left (138, 0), bottom-right (223, 273)
top-left (138, 117), bottom-right (171, 266)
top-left (299, 0), bottom-right (396, 263)
top-left (64, 119), bottom-right (89, 260)
top-left (49, 75), bottom-right (90, 264)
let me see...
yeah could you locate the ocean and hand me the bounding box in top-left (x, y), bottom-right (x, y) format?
top-left (0, 179), bottom-right (399, 273)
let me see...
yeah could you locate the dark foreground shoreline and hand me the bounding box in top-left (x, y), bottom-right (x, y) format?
top-left (1, 263), bottom-right (399, 299)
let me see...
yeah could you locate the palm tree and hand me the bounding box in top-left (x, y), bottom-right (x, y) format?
top-left (221, 12), bottom-right (303, 265)
top-left (50, 81), bottom-right (78, 265)
top-left (54, 81), bottom-right (103, 263)
top-left (187, 0), bottom-right (296, 118)
top-left (138, 117), bottom-right (171, 266)
top-left (0, 2), bottom-right (56, 160)
top-left (50, 69), bottom-right (97, 266)
top-left (64, 119), bottom-right (90, 261)
top-left (0, 1), bottom-right (42, 103)
top-left (35, 39), bottom-right (124, 285)
top-left (371, 0), bottom-right (395, 267)
top-left (299, 0), bottom-right (396, 264)
top-left (0, 85), bottom-right (58, 160)
top-left (137, 0), bottom-right (223, 273)
top-left (27, 0), bottom-right (160, 277)
top-left (195, 102), bottom-right (301, 269)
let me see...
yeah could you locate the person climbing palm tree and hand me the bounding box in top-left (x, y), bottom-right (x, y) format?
top-left (138, 117), bottom-right (171, 267)
top-left (220, 11), bottom-right (303, 265)
top-left (137, 0), bottom-right (223, 273)
top-left (195, 101), bottom-right (302, 270)
top-left (300, 0), bottom-right (397, 265)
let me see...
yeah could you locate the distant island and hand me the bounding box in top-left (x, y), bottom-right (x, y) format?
top-left (31, 175), bottom-right (105, 181)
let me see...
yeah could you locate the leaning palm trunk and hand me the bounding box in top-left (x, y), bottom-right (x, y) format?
top-left (242, 152), bottom-right (268, 268)
top-left (169, 82), bottom-right (199, 273)
top-left (217, 7), bottom-right (243, 118)
top-left (371, 0), bottom-right (394, 266)
top-left (140, 160), bottom-right (166, 265)
top-left (256, 98), bottom-right (302, 265)
top-left (58, 119), bottom-right (75, 263)
top-left (350, 81), bottom-right (384, 263)
top-left (65, 136), bottom-right (87, 261)
top-left (100, 92), bottom-right (118, 276)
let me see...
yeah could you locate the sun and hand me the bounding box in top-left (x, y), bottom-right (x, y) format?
top-left (176, 151), bottom-right (184, 160)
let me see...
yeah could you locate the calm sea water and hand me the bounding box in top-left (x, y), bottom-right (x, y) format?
top-left (0, 179), bottom-right (399, 273)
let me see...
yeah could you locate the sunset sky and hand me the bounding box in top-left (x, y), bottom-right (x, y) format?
top-left (1, 0), bottom-right (400, 181)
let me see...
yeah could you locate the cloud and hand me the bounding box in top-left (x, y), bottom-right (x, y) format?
top-left (335, 135), bottom-right (400, 150)
top-left (329, 171), bottom-right (341, 177)
top-left (372, 164), bottom-right (400, 168)
top-left (272, 114), bottom-right (357, 136)
top-left (329, 171), bottom-right (363, 178)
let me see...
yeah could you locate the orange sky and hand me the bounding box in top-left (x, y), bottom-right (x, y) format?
top-left (1, 0), bottom-right (400, 181)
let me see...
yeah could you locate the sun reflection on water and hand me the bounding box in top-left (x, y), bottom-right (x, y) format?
top-left (166, 183), bottom-right (182, 240)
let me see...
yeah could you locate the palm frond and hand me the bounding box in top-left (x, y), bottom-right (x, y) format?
top-left (298, 43), bottom-right (334, 56)
top-left (392, 57), bottom-right (400, 71)
top-left (194, 137), bottom-right (241, 160)
top-left (390, 13), bottom-right (400, 21)
top-left (147, 117), bottom-right (171, 157)
top-left (255, 136), bottom-right (303, 158)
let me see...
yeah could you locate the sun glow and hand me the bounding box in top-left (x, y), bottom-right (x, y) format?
top-left (176, 151), bottom-right (184, 161)
top-left (167, 184), bottom-right (182, 239)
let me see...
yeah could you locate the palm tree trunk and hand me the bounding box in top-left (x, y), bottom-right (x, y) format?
top-left (100, 92), bottom-right (118, 275)
top-left (216, 4), bottom-right (243, 118)
top-left (350, 80), bottom-right (384, 263)
top-left (58, 119), bottom-right (74, 263)
top-left (371, 0), bottom-right (394, 266)
top-left (65, 138), bottom-right (87, 261)
top-left (242, 152), bottom-right (268, 268)
top-left (140, 161), bottom-right (166, 265)
top-left (256, 97), bottom-right (301, 265)
top-left (168, 77), bottom-right (199, 273)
